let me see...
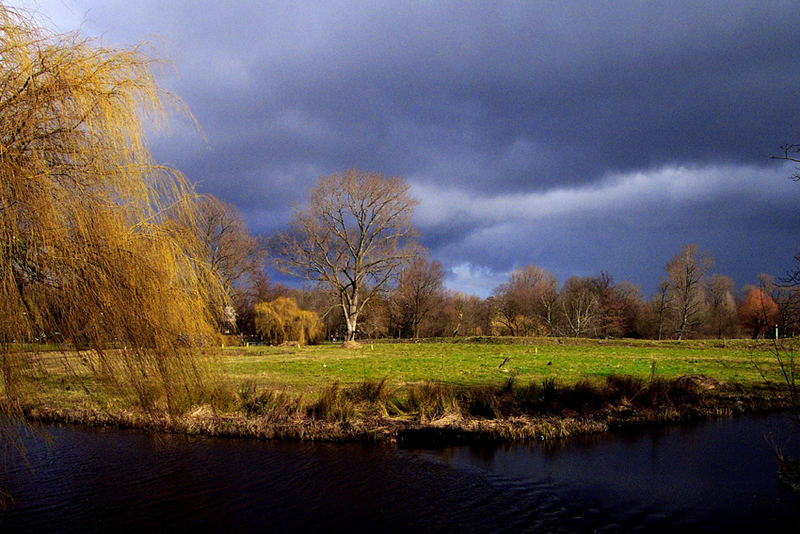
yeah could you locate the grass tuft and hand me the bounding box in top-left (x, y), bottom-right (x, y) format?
top-left (347, 376), bottom-right (390, 404)
top-left (462, 385), bottom-right (503, 419)
top-left (605, 374), bottom-right (645, 401)
top-left (404, 382), bottom-right (460, 421)
top-left (307, 382), bottom-right (354, 421)
top-left (237, 380), bottom-right (300, 418)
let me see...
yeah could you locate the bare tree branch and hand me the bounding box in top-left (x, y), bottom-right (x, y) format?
top-left (271, 170), bottom-right (419, 341)
top-left (771, 143), bottom-right (800, 181)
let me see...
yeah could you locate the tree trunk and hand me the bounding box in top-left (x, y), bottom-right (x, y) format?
top-left (340, 300), bottom-right (357, 341)
top-left (677, 305), bottom-right (688, 340)
top-left (346, 303), bottom-right (359, 341)
top-left (452, 312), bottom-right (462, 337)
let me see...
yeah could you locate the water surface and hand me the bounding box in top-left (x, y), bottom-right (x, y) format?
top-left (1, 413), bottom-right (798, 532)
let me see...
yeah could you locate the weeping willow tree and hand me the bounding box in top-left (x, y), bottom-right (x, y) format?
top-left (254, 297), bottom-right (324, 346)
top-left (0, 5), bottom-right (226, 418)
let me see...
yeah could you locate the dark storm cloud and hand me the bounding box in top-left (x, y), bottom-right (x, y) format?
top-left (34, 0), bottom-right (800, 295)
top-left (70, 1), bottom-right (800, 184)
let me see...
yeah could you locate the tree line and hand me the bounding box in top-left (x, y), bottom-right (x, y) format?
top-left (232, 246), bottom-right (799, 344)
top-left (207, 170), bottom-right (798, 344)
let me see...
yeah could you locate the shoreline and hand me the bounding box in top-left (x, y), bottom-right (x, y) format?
top-left (20, 386), bottom-right (792, 448)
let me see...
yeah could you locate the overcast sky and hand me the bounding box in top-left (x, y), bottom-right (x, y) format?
top-left (25, 0), bottom-right (800, 297)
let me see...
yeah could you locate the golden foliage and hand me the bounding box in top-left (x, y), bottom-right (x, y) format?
top-left (254, 297), bottom-right (323, 346)
top-left (0, 5), bottom-right (226, 415)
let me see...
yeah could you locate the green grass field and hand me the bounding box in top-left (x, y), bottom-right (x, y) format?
top-left (18, 337), bottom-right (796, 443)
top-left (217, 337), bottom-right (790, 393)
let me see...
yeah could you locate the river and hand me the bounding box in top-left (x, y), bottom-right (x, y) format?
top-left (1, 413), bottom-right (799, 532)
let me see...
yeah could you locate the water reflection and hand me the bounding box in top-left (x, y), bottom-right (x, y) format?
top-left (418, 413), bottom-right (800, 531)
top-left (1, 414), bottom-right (798, 532)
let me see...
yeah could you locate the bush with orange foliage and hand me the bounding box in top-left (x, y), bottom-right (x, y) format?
top-left (738, 289), bottom-right (779, 338)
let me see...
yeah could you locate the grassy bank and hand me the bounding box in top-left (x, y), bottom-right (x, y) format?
top-left (15, 338), bottom-right (797, 445)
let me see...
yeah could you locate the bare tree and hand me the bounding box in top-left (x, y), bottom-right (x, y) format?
top-left (449, 292), bottom-right (491, 337)
top-left (595, 272), bottom-right (625, 338)
top-left (705, 274), bottom-right (737, 339)
top-left (390, 256), bottom-right (444, 338)
top-left (614, 280), bottom-right (645, 338)
top-left (271, 170), bottom-right (419, 342)
top-left (195, 195), bottom-right (264, 331)
top-left (759, 274), bottom-right (800, 338)
top-left (769, 146), bottom-right (800, 487)
top-left (557, 276), bottom-right (600, 337)
top-left (490, 286), bottom-right (523, 336)
top-left (418, 290), bottom-right (462, 338)
top-left (491, 265), bottom-right (558, 336)
top-left (194, 195), bottom-right (264, 293)
top-left (665, 244), bottom-right (713, 339)
top-left (168, 194), bottom-right (264, 332)
top-left (652, 280), bottom-right (673, 340)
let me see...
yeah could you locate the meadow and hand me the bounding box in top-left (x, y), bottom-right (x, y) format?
top-left (220, 337), bottom-right (788, 392)
top-left (19, 337), bottom-right (796, 444)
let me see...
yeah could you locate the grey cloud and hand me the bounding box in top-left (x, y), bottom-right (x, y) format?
top-left (35, 0), bottom-right (800, 295)
top-left (417, 163), bottom-right (800, 295)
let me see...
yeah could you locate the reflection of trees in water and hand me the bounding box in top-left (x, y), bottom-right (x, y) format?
top-left (465, 443), bottom-right (501, 464)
